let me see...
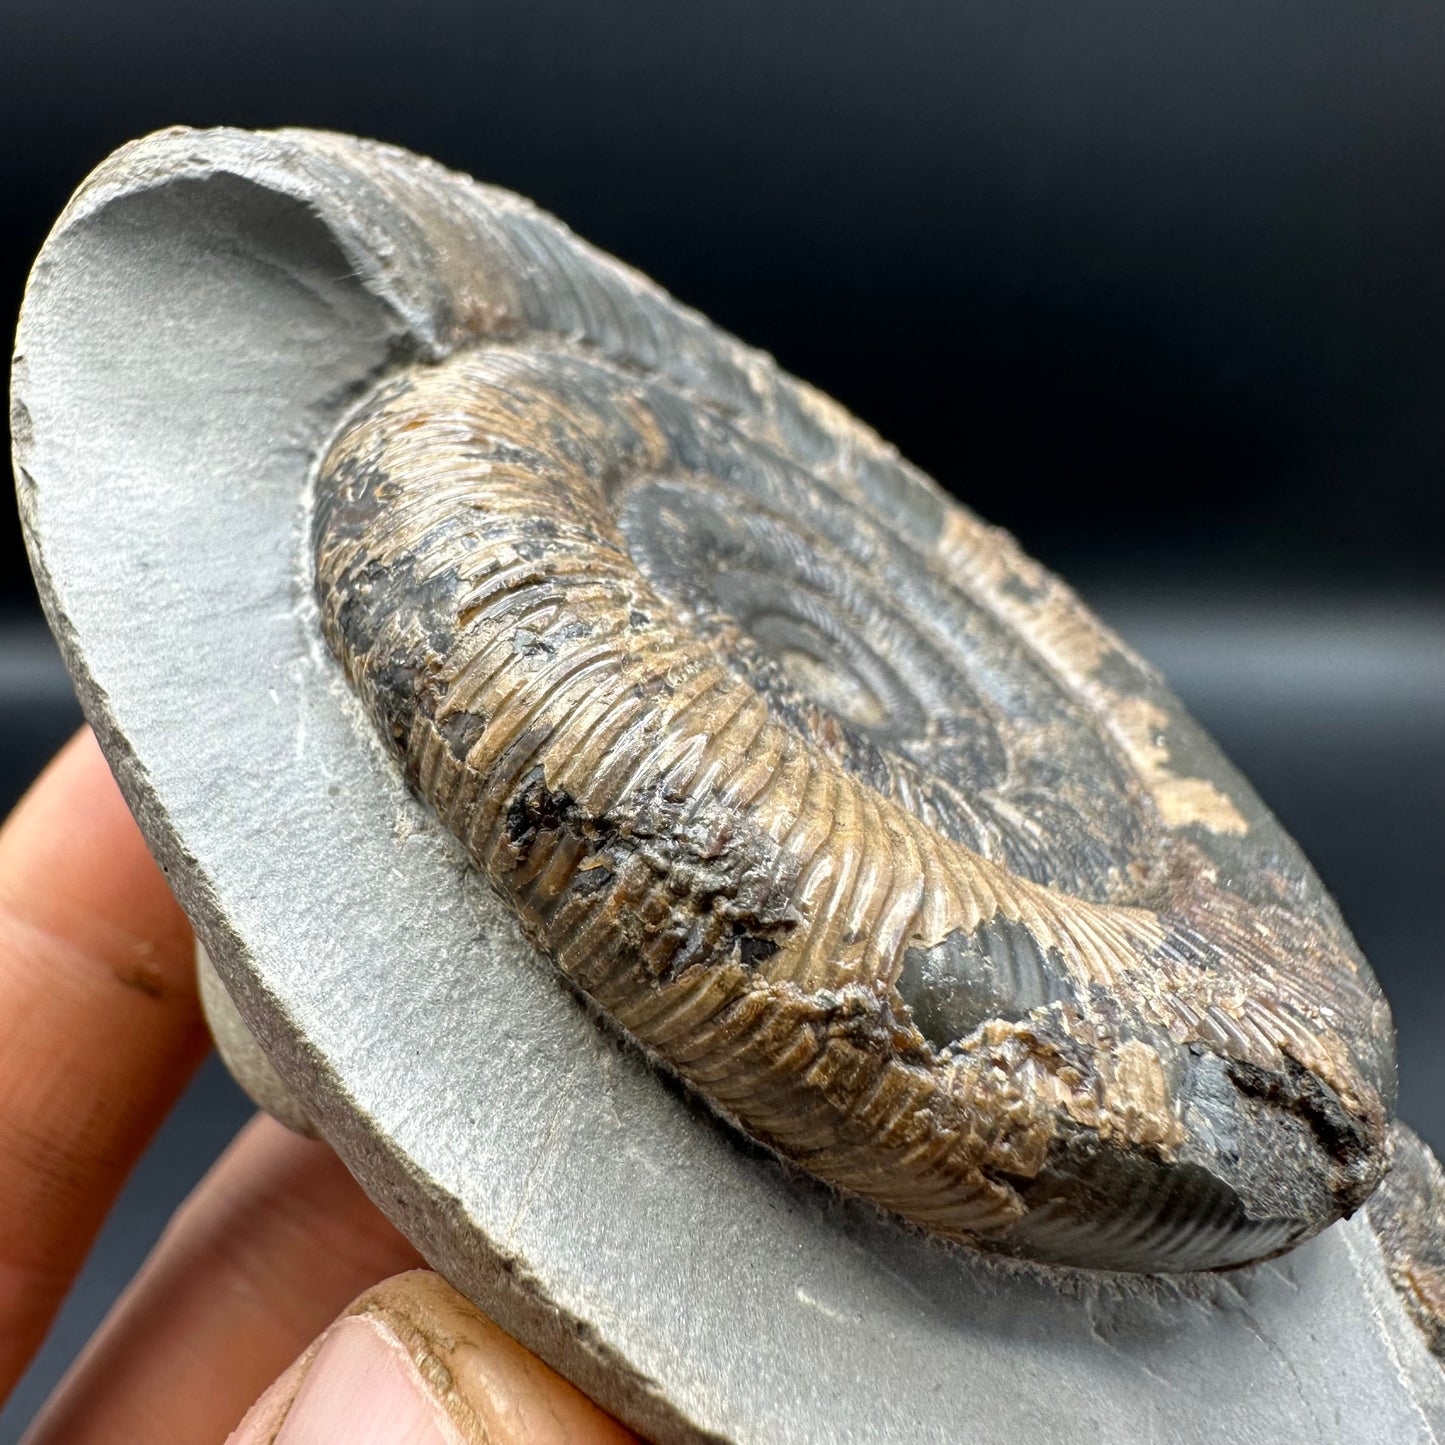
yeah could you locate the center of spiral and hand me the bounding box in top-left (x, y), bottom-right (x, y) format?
top-left (607, 439), bottom-right (1147, 899)
top-left (777, 646), bottom-right (887, 729)
top-left (614, 476), bottom-right (920, 744)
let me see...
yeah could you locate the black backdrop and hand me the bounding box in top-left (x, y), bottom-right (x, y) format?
top-left (0, 5), bottom-right (1441, 1429)
top-left (3, 0), bottom-right (1443, 601)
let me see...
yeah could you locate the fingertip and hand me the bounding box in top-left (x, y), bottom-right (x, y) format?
top-left (230, 1315), bottom-right (464, 1445)
top-left (230, 1271), bottom-right (637, 1445)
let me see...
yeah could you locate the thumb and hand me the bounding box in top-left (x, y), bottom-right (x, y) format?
top-left (227, 1270), bottom-right (637, 1444)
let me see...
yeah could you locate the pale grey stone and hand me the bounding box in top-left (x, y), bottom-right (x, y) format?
top-left (196, 941), bottom-right (316, 1138)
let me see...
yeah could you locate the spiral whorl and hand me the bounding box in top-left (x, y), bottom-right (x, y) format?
top-left (313, 331), bottom-right (1394, 1273)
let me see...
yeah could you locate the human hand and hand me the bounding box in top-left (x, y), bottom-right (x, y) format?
top-left (1, 730), bottom-right (635, 1443)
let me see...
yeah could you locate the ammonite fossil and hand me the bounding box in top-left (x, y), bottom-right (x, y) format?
top-left (307, 142), bottom-right (1400, 1275)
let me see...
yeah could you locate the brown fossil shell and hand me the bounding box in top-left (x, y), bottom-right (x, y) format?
top-left (312, 155), bottom-right (1397, 1273)
top-left (1368, 1124), bottom-right (1445, 1360)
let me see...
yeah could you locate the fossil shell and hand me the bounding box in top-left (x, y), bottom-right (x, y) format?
top-left (311, 150), bottom-right (1397, 1274)
top-left (1368, 1124), bottom-right (1445, 1360)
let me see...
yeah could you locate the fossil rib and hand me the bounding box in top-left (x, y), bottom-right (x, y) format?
top-left (314, 226), bottom-right (1396, 1271)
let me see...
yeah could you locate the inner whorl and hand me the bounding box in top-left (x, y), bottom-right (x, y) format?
top-left (314, 335), bottom-right (1395, 1274)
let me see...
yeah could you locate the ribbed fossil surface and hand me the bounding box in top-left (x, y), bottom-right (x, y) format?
top-left (311, 144), bottom-right (1400, 1274)
top-left (1368, 1124), bottom-right (1445, 1359)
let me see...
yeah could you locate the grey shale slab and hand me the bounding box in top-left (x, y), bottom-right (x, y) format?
top-left (11, 127), bottom-right (1443, 1444)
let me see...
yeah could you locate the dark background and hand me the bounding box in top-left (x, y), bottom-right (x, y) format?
top-left (1, 2), bottom-right (1441, 1434)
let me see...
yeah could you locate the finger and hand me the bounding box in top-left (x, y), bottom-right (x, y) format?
top-left (0, 729), bottom-right (207, 1397)
top-left (228, 1270), bottom-right (637, 1445)
top-left (23, 1113), bottom-right (426, 1445)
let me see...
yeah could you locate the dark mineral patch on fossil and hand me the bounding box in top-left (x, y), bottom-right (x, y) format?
top-left (500, 764), bottom-right (803, 985)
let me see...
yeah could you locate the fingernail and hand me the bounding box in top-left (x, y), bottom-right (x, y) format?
top-left (238, 1315), bottom-right (465, 1445)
